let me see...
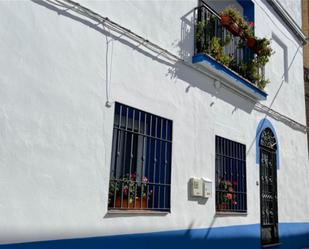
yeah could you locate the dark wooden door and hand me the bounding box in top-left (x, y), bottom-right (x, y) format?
top-left (260, 146), bottom-right (279, 245)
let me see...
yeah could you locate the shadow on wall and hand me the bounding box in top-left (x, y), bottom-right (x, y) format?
top-left (30, 0), bottom-right (174, 69)
top-left (167, 61), bottom-right (255, 114)
top-left (31, 0), bottom-right (255, 114)
top-left (1, 223), bottom-right (309, 249)
top-left (187, 179), bottom-right (208, 205)
top-left (175, 8), bottom-right (195, 61)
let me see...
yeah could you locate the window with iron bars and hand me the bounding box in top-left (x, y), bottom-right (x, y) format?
top-left (215, 136), bottom-right (247, 213)
top-left (108, 103), bottom-right (172, 212)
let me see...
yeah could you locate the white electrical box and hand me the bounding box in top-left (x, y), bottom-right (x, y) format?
top-left (190, 177), bottom-right (203, 197)
top-left (190, 177), bottom-right (212, 198)
top-left (202, 178), bottom-right (212, 198)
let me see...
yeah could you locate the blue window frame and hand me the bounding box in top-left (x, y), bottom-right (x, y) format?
top-left (108, 103), bottom-right (173, 212)
top-left (215, 136), bottom-right (247, 213)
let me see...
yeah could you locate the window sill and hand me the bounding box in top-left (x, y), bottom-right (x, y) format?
top-left (192, 53), bottom-right (267, 101)
top-left (107, 209), bottom-right (170, 215)
top-left (262, 242), bottom-right (282, 248)
top-left (215, 211), bottom-right (248, 216)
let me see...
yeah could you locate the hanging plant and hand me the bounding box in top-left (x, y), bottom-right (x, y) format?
top-left (220, 7), bottom-right (253, 38)
top-left (208, 36), bottom-right (232, 66)
top-left (195, 7), bottom-right (274, 90)
top-left (196, 21), bottom-right (232, 66)
top-left (220, 15), bottom-right (243, 37)
top-left (253, 38), bottom-right (273, 60)
top-left (246, 37), bottom-right (257, 48)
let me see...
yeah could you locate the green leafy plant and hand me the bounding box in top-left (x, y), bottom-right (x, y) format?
top-left (219, 8), bottom-right (272, 90)
top-left (195, 21), bottom-right (207, 51)
top-left (209, 37), bottom-right (232, 66)
top-left (217, 179), bottom-right (237, 210)
top-left (195, 15), bottom-right (217, 51)
top-left (254, 38), bottom-right (273, 64)
top-left (240, 37), bottom-right (272, 89)
top-left (195, 21), bottom-right (205, 43)
top-left (220, 7), bottom-right (253, 38)
top-left (195, 7), bottom-right (273, 90)
top-left (221, 7), bottom-right (243, 23)
top-left (108, 173), bottom-right (152, 205)
top-left (196, 21), bottom-right (232, 66)
top-left (257, 78), bottom-right (269, 90)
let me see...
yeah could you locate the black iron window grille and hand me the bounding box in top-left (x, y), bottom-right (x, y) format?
top-left (215, 136), bottom-right (247, 213)
top-left (108, 103), bottom-right (172, 212)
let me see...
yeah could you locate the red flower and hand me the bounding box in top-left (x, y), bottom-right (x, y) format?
top-left (130, 173), bottom-right (136, 181)
top-left (142, 176), bottom-right (148, 183)
top-left (249, 21), bottom-right (255, 27)
top-left (122, 186), bottom-right (128, 196)
top-left (226, 193), bottom-right (233, 200)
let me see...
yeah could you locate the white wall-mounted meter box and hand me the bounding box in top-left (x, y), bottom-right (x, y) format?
top-left (190, 177), bottom-right (203, 197)
top-left (202, 178), bottom-right (212, 198)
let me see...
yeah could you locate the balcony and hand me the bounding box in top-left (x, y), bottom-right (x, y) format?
top-left (192, 2), bottom-right (268, 101)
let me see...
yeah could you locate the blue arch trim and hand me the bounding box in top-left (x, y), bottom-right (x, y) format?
top-left (256, 118), bottom-right (279, 169)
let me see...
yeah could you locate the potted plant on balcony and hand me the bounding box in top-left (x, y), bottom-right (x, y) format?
top-left (220, 7), bottom-right (246, 37)
top-left (235, 34), bottom-right (273, 90)
top-left (243, 22), bottom-right (256, 47)
top-left (209, 36), bottom-right (232, 66)
top-left (252, 37), bottom-right (272, 57)
top-left (195, 10), bottom-right (273, 91)
top-left (237, 54), bottom-right (271, 90)
top-left (195, 21), bottom-right (232, 66)
top-left (220, 7), bottom-right (256, 41)
top-left (246, 37), bottom-right (257, 48)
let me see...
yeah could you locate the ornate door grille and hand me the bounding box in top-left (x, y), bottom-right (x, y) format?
top-left (259, 128), bottom-right (279, 245)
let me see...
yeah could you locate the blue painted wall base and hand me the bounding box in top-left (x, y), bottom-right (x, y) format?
top-left (1, 223), bottom-right (309, 249)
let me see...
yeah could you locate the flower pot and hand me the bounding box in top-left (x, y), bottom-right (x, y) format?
top-left (246, 37), bottom-right (257, 48)
top-left (220, 15), bottom-right (231, 26)
top-left (220, 15), bottom-right (243, 37)
top-left (253, 46), bottom-right (262, 55)
top-left (115, 197), bottom-right (147, 209)
top-left (217, 203), bottom-right (228, 211)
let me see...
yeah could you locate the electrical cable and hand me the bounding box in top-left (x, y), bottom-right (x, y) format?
top-left (50, 0), bottom-right (308, 133)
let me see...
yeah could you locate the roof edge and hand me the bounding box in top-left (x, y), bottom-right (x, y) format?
top-left (266, 0), bottom-right (307, 45)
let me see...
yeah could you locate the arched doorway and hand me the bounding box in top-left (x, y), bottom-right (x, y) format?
top-left (259, 128), bottom-right (279, 245)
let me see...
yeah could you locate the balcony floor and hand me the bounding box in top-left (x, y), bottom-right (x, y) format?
top-left (192, 53), bottom-right (267, 101)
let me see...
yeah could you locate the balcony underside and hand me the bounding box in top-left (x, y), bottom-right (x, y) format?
top-left (192, 53), bottom-right (267, 101)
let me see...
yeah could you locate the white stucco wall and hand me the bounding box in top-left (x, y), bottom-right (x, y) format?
top-left (0, 0), bottom-right (308, 244)
top-left (249, 0), bottom-right (304, 122)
